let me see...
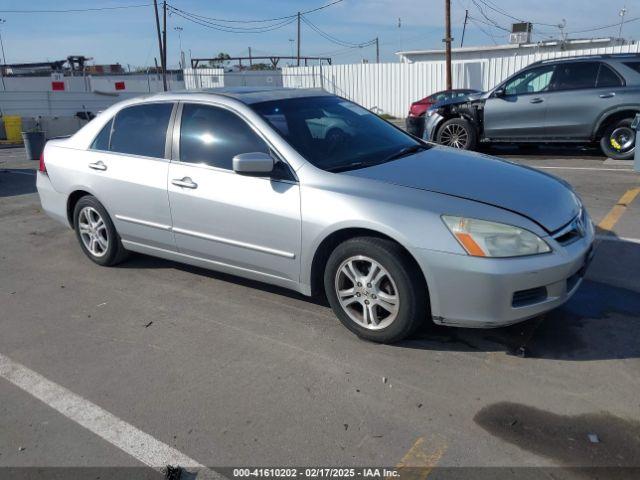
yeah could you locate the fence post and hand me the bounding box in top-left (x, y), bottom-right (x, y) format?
top-left (632, 113), bottom-right (640, 173)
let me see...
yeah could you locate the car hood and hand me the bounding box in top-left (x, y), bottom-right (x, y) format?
top-left (430, 91), bottom-right (485, 109)
top-left (343, 147), bottom-right (580, 233)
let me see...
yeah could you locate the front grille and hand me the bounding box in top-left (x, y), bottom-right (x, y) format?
top-left (552, 209), bottom-right (587, 246)
top-left (512, 286), bottom-right (548, 308)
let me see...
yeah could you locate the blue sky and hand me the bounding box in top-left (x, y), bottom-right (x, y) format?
top-left (0, 0), bottom-right (637, 68)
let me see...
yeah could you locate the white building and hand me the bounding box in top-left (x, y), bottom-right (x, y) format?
top-left (396, 37), bottom-right (630, 63)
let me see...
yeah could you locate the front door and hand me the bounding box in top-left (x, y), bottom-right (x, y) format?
top-left (483, 64), bottom-right (556, 140)
top-left (167, 102), bottom-right (301, 283)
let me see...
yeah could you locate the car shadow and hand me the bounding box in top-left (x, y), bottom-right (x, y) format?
top-left (480, 144), bottom-right (606, 159)
top-left (0, 169), bottom-right (37, 197)
top-left (119, 234), bottom-right (640, 362)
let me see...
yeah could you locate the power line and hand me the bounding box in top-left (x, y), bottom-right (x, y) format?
top-left (0, 4), bottom-right (152, 13)
top-left (301, 16), bottom-right (375, 48)
top-left (168, 8), bottom-right (296, 34)
top-left (565, 16), bottom-right (640, 35)
top-left (166, 0), bottom-right (342, 24)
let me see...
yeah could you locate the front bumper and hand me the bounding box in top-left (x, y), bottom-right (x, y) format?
top-left (414, 227), bottom-right (595, 328)
top-left (405, 115), bottom-right (425, 137)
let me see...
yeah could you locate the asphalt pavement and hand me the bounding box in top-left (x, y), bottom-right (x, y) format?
top-left (0, 145), bottom-right (639, 479)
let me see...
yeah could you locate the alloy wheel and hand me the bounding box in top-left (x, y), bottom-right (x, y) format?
top-left (334, 255), bottom-right (399, 330)
top-left (78, 206), bottom-right (109, 258)
top-left (440, 123), bottom-right (469, 148)
top-left (609, 126), bottom-right (635, 153)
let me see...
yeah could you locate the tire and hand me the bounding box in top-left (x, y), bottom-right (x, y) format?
top-left (600, 118), bottom-right (636, 160)
top-left (324, 237), bottom-right (427, 343)
top-left (436, 118), bottom-right (478, 150)
top-left (73, 195), bottom-right (128, 266)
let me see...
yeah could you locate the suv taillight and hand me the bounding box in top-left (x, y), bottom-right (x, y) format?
top-left (39, 152), bottom-right (47, 173)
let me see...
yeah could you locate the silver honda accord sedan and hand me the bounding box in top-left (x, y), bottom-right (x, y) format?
top-left (36, 87), bottom-right (595, 343)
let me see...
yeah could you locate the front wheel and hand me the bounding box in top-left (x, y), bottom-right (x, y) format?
top-left (436, 118), bottom-right (478, 150)
top-left (600, 118), bottom-right (635, 160)
top-left (324, 237), bottom-right (427, 343)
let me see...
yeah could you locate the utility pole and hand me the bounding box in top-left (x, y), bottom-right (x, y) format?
top-left (162, 1), bottom-right (168, 90)
top-left (0, 19), bottom-right (6, 91)
top-left (444, 0), bottom-right (452, 90)
top-left (174, 26), bottom-right (183, 69)
top-left (618, 6), bottom-right (627, 40)
top-left (248, 46), bottom-right (252, 67)
top-left (375, 37), bottom-right (379, 63)
top-left (297, 12), bottom-right (301, 66)
top-left (152, 1), bottom-right (166, 91)
top-left (460, 9), bottom-right (468, 47)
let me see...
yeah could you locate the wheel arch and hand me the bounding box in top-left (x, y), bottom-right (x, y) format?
top-left (593, 107), bottom-right (640, 140)
top-left (66, 189), bottom-right (94, 227)
top-left (308, 227), bottom-right (430, 304)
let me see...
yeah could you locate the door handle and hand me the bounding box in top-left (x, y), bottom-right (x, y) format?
top-left (530, 98), bottom-right (544, 104)
top-left (88, 161), bottom-right (107, 171)
top-left (599, 92), bottom-right (616, 98)
top-left (171, 177), bottom-right (198, 189)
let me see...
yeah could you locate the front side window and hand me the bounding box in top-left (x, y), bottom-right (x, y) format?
top-left (503, 65), bottom-right (555, 95)
top-left (251, 96), bottom-right (425, 172)
top-left (110, 103), bottom-right (173, 158)
top-left (623, 61), bottom-right (640, 74)
top-left (550, 62), bottom-right (599, 91)
top-left (179, 104), bottom-right (269, 170)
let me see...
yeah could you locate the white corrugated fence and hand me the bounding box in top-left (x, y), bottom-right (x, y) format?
top-left (279, 43), bottom-right (640, 118)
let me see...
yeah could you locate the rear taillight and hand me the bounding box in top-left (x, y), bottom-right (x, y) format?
top-left (39, 152), bottom-right (47, 173)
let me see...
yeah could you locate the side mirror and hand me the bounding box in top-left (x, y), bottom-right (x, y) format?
top-left (493, 87), bottom-right (505, 97)
top-left (232, 152), bottom-right (274, 174)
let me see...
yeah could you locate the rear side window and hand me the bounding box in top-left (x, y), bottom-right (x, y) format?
top-left (91, 119), bottom-right (112, 151)
top-left (551, 62), bottom-right (599, 90)
top-left (110, 103), bottom-right (173, 158)
top-left (179, 103), bottom-right (268, 170)
top-left (623, 62), bottom-right (640, 74)
top-left (596, 64), bottom-right (624, 88)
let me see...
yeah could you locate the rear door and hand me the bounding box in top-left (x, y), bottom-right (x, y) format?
top-left (84, 102), bottom-right (176, 250)
top-left (543, 61), bottom-right (624, 139)
top-left (483, 64), bottom-right (555, 139)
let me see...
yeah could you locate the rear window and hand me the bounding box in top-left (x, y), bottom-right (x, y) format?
top-left (596, 64), bottom-right (624, 88)
top-left (551, 62), bottom-right (599, 90)
top-left (623, 62), bottom-right (640, 74)
top-left (109, 103), bottom-right (173, 158)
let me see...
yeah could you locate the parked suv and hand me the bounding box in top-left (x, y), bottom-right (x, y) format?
top-left (423, 54), bottom-right (640, 159)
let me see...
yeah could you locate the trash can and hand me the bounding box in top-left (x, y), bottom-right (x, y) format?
top-left (3, 115), bottom-right (23, 143)
top-left (22, 131), bottom-right (46, 160)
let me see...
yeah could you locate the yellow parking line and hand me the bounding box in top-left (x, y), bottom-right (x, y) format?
top-left (396, 436), bottom-right (447, 480)
top-left (598, 187), bottom-right (640, 233)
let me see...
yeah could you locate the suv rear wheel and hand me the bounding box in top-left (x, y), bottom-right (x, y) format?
top-left (600, 118), bottom-right (635, 160)
top-left (437, 118), bottom-right (477, 150)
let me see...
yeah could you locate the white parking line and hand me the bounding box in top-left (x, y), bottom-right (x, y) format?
top-left (0, 352), bottom-right (223, 479)
top-left (534, 166), bottom-right (634, 172)
top-left (596, 234), bottom-right (640, 245)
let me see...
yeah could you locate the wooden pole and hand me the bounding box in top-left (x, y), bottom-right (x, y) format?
top-left (444, 0), bottom-right (452, 90)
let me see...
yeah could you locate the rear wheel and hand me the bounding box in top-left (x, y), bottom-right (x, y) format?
top-left (437, 118), bottom-right (477, 150)
top-left (324, 237), bottom-right (427, 343)
top-left (600, 118), bottom-right (635, 160)
top-left (73, 195), bottom-right (128, 266)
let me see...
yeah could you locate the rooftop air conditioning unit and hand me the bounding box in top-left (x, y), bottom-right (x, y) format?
top-left (510, 22), bottom-right (533, 44)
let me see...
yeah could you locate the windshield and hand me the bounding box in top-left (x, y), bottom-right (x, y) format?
top-left (251, 96), bottom-right (427, 172)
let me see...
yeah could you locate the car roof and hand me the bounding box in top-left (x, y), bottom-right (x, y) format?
top-left (531, 53), bottom-right (640, 66)
top-left (154, 87), bottom-right (333, 105)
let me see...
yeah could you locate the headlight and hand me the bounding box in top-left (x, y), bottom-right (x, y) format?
top-left (442, 216), bottom-right (551, 257)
